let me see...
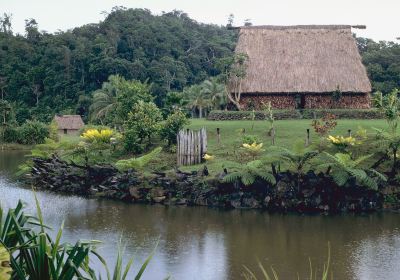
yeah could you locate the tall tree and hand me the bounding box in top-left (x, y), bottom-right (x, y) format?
top-left (216, 53), bottom-right (248, 110)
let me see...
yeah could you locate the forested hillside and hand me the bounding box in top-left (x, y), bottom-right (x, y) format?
top-left (356, 37), bottom-right (400, 94)
top-left (1, 7), bottom-right (400, 124)
top-left (0, 8), bottom-right (236, 122)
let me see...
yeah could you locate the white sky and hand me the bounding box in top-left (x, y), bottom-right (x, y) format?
top-left (1, 0), bottom-right (399, 41)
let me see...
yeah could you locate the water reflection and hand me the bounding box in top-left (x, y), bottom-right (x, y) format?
top-left (0, 151), bottom-right (400, 279)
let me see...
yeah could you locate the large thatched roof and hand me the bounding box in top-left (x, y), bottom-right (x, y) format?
top-left (53, 115), bottom-right (84, 130)
top-left (235, 25), bottom-right (371, 94)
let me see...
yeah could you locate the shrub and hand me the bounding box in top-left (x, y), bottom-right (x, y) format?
top-left (160, 110), bottom-right (189, 146)
top-left (242, 134), bottom-right (260, 145)
top-left (18, 120), bottom-right (49, 144)
top-left (123, 129), bottom-right (143, 153)
top-left (207, 109), bottom-right (383, 121)
top-left (1, 125), bottom-right (20, 143)
top-left (124, 101), bottom-right (163, 148)
top-left (207, 110), bottom-right (300, 120)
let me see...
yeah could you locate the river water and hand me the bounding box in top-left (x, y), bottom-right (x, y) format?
top-left (1, 150), bottom-right (400, 279)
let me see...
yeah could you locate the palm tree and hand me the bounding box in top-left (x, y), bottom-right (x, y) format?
top-left (318, 152), bottom-right (386, 190)
top-left (201, 78), bottom-right (226, 110)
top-left (89, 77), bottom-right (118, 124)
top-left (185, 84), bottom-right (211, 118)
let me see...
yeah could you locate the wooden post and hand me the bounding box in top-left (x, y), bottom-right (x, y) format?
top-left (305, 129), bottom-right (310, 146)
top-left (271, 127), bottom-right (275, 145)
top-left (217, 128), bottom-right (221, 144)
top-left (348, 129), bottom-right (352, 137)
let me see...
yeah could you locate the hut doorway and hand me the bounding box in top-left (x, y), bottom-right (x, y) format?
top-left (295, 94), bottom-right (306, 109)
top-left (300, 95), bottom-right (306, 109)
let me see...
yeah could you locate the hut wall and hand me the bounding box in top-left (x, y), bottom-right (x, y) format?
top-left (304, 93), bottom-right (371, 109)
top-left (240, 93), bottom-right (370, 110)
top-left (240, 95), bottom-right (296, 110)
top-left (58, 129), bottom-right (80, 136)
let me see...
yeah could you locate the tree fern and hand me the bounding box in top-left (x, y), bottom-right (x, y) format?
top-left (267, 141), bottom-right (318, 173)
top-left (223, 160), bottom-right (276, 186)
top-left (319, 152), bottom-right (386, 190)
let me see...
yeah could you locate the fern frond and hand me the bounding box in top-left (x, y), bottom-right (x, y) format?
top-left (368, 169), bottom-right (387, 182)
top-left (331, 170), bottom-right (349, 186)
top-left (115, 147), bottom-right (162, 171)
top-left (353, 154), bottom-right (373, 166)
top-left (258, 172), bottom-right (276, 185)
top-left (359, 175), bottom-right (378, 190)
top-left (223, 172), bottom-right (241, 184)
top-left (241, 173), bottom-right (256, 186)
top-left (347, 168), bottom-right (367, 182)
top-left (247, 160), bottom-right (263, 169)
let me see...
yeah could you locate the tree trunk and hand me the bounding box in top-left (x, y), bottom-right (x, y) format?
top-left (199, 107), bottom-right (203, 118)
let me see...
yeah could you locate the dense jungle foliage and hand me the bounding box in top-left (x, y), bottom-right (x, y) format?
top-left (0, 8), bottom-right (399, 125)
top-left (0, 7), bottom-right (236, 123)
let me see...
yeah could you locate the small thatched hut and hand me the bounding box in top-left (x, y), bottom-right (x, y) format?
top-left (53, 115), bottom-right (84, 135)
top-left (234, 25), bottom-right (371, 109)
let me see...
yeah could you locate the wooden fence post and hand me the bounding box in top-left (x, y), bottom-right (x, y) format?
top-left (271, 127), bottom-right (276, 145)
top-left (348, 129), bottom-right (352, 137)
top-left (177, 128), bottom-right (208, 166)
top-left (305, 129), bottom-right (310, 146)
top-left (217, 128), bottom-right (221, 144)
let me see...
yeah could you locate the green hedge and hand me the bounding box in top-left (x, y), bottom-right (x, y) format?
top-left (1, 121), bottom-right (49, 145)
top-left (207, 109), bottom-right (384, 121)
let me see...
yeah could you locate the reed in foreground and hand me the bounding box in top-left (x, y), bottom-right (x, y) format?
top-left (242, 243), bottom-right (332, 280)
top-left (0, 195), bottom-right (156, 280)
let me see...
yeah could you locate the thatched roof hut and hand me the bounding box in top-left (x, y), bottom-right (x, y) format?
top-left (53, 115), bottom-right (84, 135)
top-left (234, 25), bottom-right (372, 109)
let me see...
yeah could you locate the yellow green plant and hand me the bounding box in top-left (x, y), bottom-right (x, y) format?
top-left (81, 128), bottom-right (114, 143)
top-left (327, 135), bottom-right (357, 147)
top-left (242, 142), bottom-right (264, 160)
top-left (203, 153), bottom-right (215, 161)
top-left (0, 244), bottom-right (11, 280)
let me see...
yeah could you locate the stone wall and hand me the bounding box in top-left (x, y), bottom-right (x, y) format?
top-left (27, 156), bottom-right (385, 214)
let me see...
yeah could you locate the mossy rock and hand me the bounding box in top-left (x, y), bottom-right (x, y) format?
top-left (0, 244), bottom-right (11, 280)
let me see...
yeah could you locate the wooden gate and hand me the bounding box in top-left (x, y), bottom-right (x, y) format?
top-left (177, 128), bottom-right (207, 166)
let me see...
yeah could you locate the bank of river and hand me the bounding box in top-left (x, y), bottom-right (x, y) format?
top-left (1, 150), bottom-right (400, 279)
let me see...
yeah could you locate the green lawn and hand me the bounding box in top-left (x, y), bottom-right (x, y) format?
top-left (55, 119), bottom-right (390, 175)
top-left (181, 118), bottom-right (388, 174)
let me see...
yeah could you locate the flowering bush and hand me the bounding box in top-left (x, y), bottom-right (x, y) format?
top-left (81, 128), bottom-right (114, 143)
top-left (311, 113), bottom-right (337, 137)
